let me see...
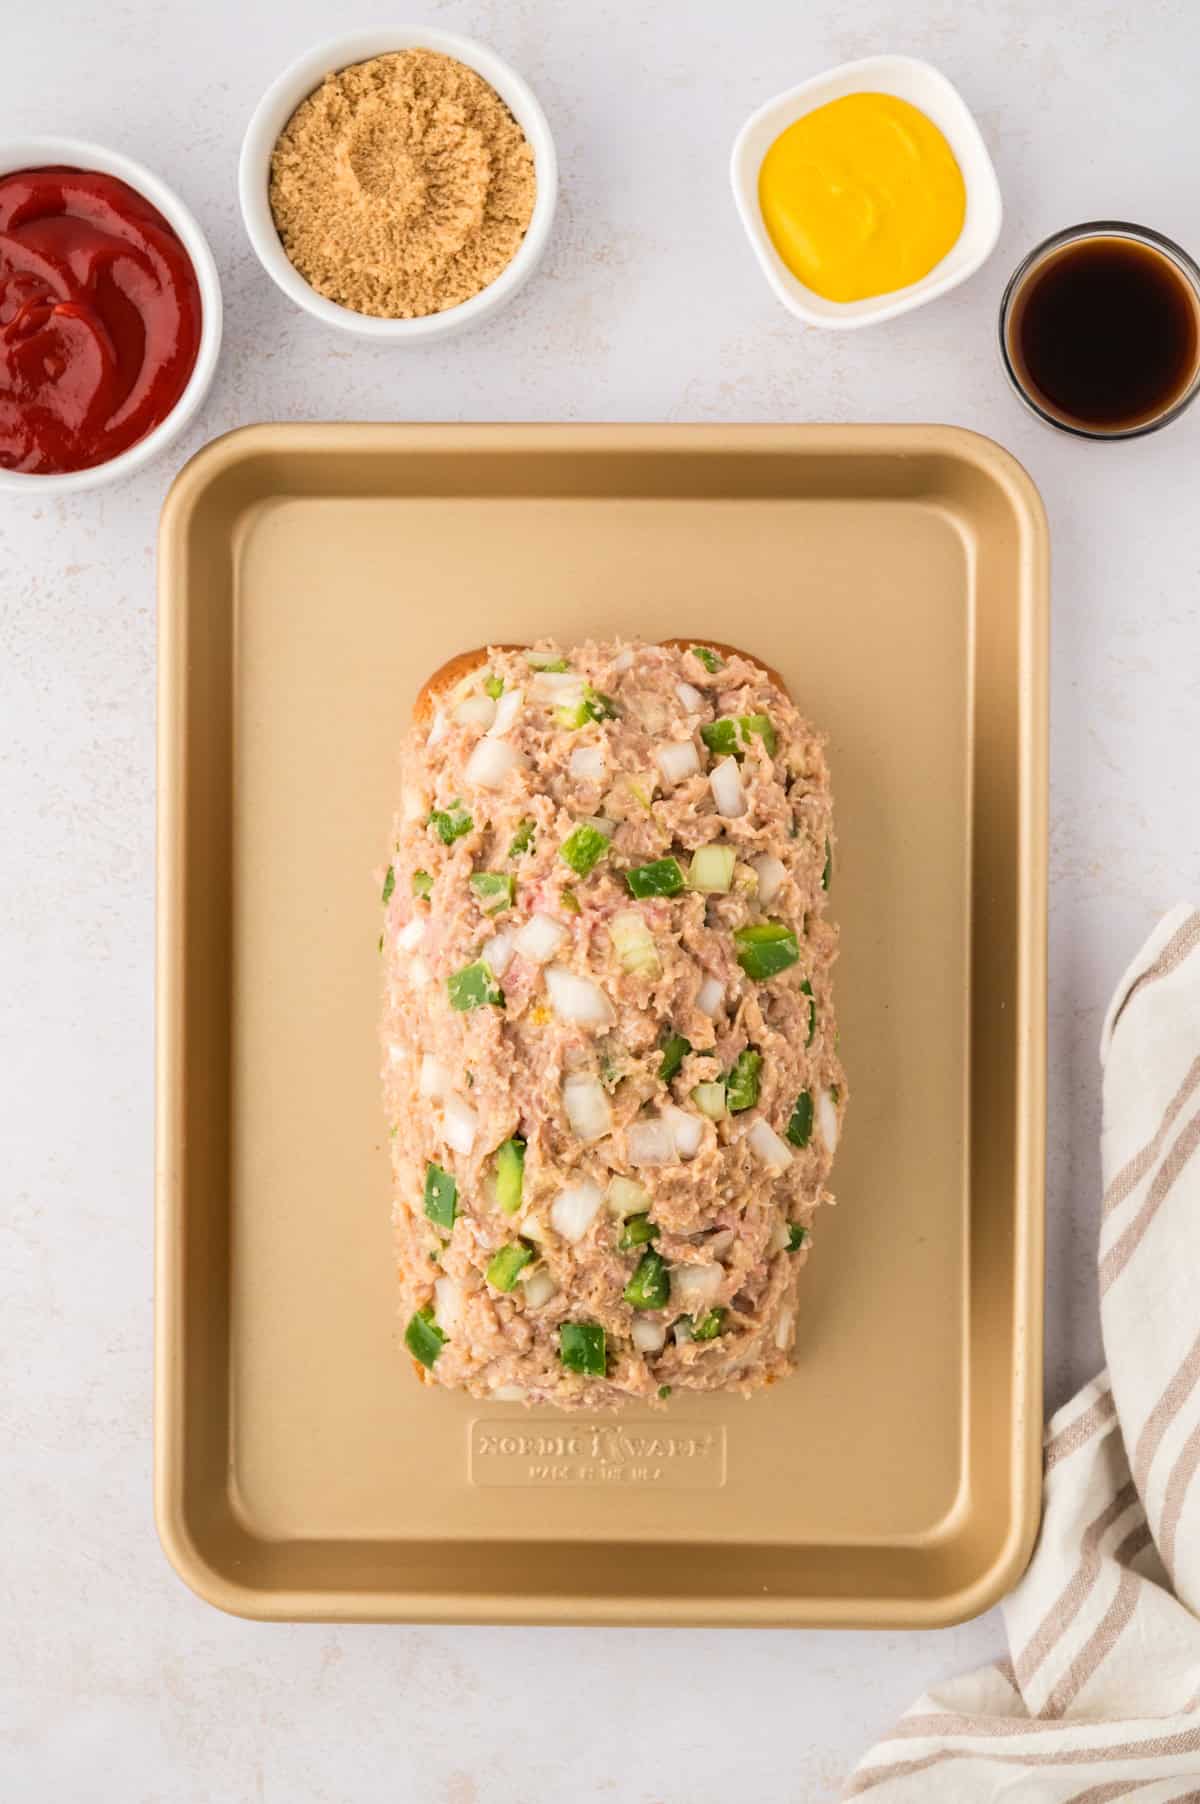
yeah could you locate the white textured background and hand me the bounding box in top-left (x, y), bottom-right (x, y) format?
top-left (4, 1), bottom-right (1200, 1797)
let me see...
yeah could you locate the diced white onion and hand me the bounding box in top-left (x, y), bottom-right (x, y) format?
top-left (419, 1054), bottom-right (449, 1099)
top-left (775, 1307), bottom-right (796, 1351)
top-left (628, 1118), bottom-right (678, 1166)
top-left (632, 1318), bottom-right (667, 1353)
top-left (663, 1104), bottom-right (704, 1160)
top-left (433, 1277), bottom-right (465, 1336)
top-left (550, 1179), bottom-right (604, 1243)
top-left (456, 692), bottom-right (497, 730)
top-left (563, 1073), bottom-right (613, 1143)
top-left (443, 1094), bottom-right (479, 1156)
top-left (522, 1268), bottom-right (558, 1307)
top-left (396, 916), bottom-right (425, 952)
top-left (465, 737), bottom-right (524, 791)
top-left (545, 965), bottom-right (615, 1028)
top-left (710, 756), bottom-right (746, 818)
top-left (489, 687), bottom-right (523, 736)
top-left (673, 1319), bottom-right (693, 1346)
top-left (582, 815), bottom-right (616, 838)
top-left (748, 1118), bottom-right (794, 1170)
top-left (515, 912), bottom-right (568, 964)
top-left (610, 909), bottom-right (661, 976)
top-left (610, 647), bottom-right (635, 673)
top-left (479, 930), bottom-right (514, 977)
top-left (426, 711), bottom-right (447, 748)
top-left (671, 1263), bottom-right (723, 1309)
top-left (402, 786), bottom-right (427, 821)
top-left (696, 975), bottom-right (725, 1016)
top-left (752, 853), bottom-right (787, 905)
top-left (490, 1383), bottom-right (527, 1402)
top-left (655, 740), bottom-right (700, 787)
top-left (688, 844), bottom-right (735, 894)
top-left (569, 744), bottom-right (605, 783)
top-left (531, 670), bottom-right (584, 700)
top-left (606, 1175), bottom-right (651, 1217)
top-left (768, 1218), bottom-right (791, 1255)
top-left (525, 648), bottom-right (568, 671)
top-left (520, 1212), bottom-right (547, 1244)
top-left (675, 681), bottom-right (704, 711)
top-left (408, 955), bottom-right (431, 989)
top-left (818, 1089), bottom-right (840, 1153)
top-left (692, 1082), bottom-right (727, 1121)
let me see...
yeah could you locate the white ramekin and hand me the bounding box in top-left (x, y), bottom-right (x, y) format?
top-left (239, 28), bottom-right (558, 342)
top-left (731, 54), bottom-right (1003, 330)
top-left (0, 137), bottom-right (222, 496)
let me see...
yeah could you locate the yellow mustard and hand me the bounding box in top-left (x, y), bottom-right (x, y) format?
top-left (758, 92), bottom-right (966, 303)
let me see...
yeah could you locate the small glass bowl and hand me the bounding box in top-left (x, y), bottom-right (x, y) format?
top-left (998, 220), bottom-right (1200, 440)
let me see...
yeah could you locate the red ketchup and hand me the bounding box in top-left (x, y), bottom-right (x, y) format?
top-left (0, 166), bottom-right (202, 475)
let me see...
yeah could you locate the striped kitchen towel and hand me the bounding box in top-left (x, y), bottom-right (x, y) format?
top-left (846, 904), bottom-right (1200, 1800)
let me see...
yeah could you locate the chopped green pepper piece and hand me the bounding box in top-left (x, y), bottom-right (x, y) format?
top-left (625, 857), bottom-right (684, 899)
top-left (657, 1384), bottom-right (672, 1400)
top-left (508, 819), bottom-right (536, 858)
top-left (559, 822), bottom-right (610, 878)
top-left (734, 922), bottom-right (800, 980)
top-left (801, 977), bottom-right (816, 1045)
top-left (740, 712), bottom-right (778, 756)
top-left (787, 1224), bottom-right (809, 1251)
top-left (658, 1033), bottom-right (691, 1084)
top-left (619, 1214), bottom-right (659, 1250)
top-left (691, 1307), bottom-right (725, 1341)
top-left (423, 1162), bottom-right (458, 1230)
top-left (486, 1241), bottom-right (534, 1292)
top-left (584, 685), bottom-right (618, 722)
top-left (690, 646), bottom-right (722, 673)
top-left (701, 714), bottom-right (776, 761)
top-left (496, 1137), bottom-right (526, 1214)
top-left (405, 1306), bottom-right (446, 1368)
top-left (381, 866), bottom-right (395, 904)
top-left (786, 1090), bottom-right (814, 1147)
top-left (412, 869), bottom-right (434, 899)
top-left (560, 1321), bottom-right (606, 1376)
top-left (725, 1048), bottom-right (762, 1113)
top-left (428, 802), bottom-right (473, 846)
top-left (470, 871), bottom-right (515, 914)
top-left (700, 719), bottom-right (739, 759)
top-left (822, 836), bottom-right (832, 891)
top-left (484, 674), bottom-right (504, 700)
top-left (560, 887), bottom-right (581, 915)
top-left (555, 699), bottom-right (591, 730)
top-left (534, 656), bottom-right (569, 673)
top-left (624, 1248), bottom-right (670, 1309)
top-left (447, 960), bottom-right (503, 1011)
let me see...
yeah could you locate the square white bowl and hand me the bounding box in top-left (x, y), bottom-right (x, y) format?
top-left (730, 54), bottom-right (1002, 330)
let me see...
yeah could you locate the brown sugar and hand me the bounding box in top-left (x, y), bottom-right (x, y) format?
top-left (269, 49), bottom-right (537, 319)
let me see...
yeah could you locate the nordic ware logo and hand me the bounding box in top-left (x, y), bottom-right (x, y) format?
top-left (468, 1421), bottom-right (727, 1489)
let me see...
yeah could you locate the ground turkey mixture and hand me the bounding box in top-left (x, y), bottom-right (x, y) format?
top-left (380, 639), bottom-right (845, 1408)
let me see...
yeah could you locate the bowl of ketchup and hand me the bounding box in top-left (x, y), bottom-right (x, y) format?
top-left (0, 137), bottom-right (221, 493)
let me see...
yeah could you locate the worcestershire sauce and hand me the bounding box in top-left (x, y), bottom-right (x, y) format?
top-left (1007, 235), bottom-right (1200, 432)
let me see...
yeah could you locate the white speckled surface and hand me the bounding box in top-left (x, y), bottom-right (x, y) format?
top-left (4, 1), bottom-right (1199, 1796)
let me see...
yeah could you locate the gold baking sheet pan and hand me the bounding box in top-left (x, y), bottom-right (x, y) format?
top-left (155, 423), bottom-right (1047, 1625)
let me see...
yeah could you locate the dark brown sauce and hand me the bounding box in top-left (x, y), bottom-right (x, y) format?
top-left (1007, 235), bottom-right (1200, 432)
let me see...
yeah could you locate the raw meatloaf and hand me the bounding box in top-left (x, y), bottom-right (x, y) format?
top-left (380, 639), bottom-right (845, 1408)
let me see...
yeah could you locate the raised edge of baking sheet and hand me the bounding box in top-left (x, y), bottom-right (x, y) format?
top-left (155, 423), bottom-right (1047, 1626)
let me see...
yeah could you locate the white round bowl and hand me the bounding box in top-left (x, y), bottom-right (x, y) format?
top-left (0, 136), bottom-right (222, 496)
top-left (731, 55), bottom-right (1003, 331)
top-left (239, 28), bottom-right (558, 342)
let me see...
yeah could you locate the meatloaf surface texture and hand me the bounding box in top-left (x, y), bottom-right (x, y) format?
top-left (380, 639), bottom-right (845, 1408)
